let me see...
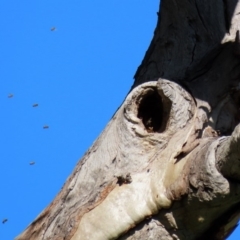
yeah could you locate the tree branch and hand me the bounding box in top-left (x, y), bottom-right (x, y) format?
top-left (216, 124), bottom-right (240, 180)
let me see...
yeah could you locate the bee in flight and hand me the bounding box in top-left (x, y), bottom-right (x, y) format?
top-left (2, 219), bottom-right (8, 224)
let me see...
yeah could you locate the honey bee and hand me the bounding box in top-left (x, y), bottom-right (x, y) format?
top-left (8, 94), bottom-right (13, 98)
top-left (29, 161), bottom-right (35, 165)
top-left (50, 27), bottom-right (56, 31)
top-left (115, 173), bottom-right (132, 186)
top-left (43, 125), bottom-right (49, 129)
top-left (2, 219), bottom-right (7, 224)
top-left (32, 103), bottom-right (38, 107)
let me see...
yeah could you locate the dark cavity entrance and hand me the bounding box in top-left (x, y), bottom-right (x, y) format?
top-left (137, 89), bottom-right (163, 133)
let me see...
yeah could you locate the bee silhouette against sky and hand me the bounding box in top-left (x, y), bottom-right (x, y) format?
top-left (2, 219), bottom-right (8, 224)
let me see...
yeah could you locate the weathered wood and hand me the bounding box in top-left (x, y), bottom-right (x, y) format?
top-left (16, 0), bottom-right (240, 239)
top-left (216, 124), bottom-right (240, 180)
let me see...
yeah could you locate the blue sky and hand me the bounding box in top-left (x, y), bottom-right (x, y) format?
top-left (0, 1), bottom-right (239, 240)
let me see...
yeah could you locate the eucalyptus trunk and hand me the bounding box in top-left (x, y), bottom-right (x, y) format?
top-left (16, 1), bottom-right (240, 239)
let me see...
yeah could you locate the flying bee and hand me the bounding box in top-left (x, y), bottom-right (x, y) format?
top-left (32, 103), bottom-right (38, 107)
top-left (2, 219), bottom-right (7, 224)
top-left (50, 27), bottom-right (56, 31)
top-left (8, 94), bottom-right (13, 98)
top-left (29, 161), bottom-right (35, 165)
top-left (43, 125), bottom-right (49, 129)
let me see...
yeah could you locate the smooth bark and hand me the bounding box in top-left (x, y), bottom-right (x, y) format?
top-left (16, 1), bottom-right (240, 239)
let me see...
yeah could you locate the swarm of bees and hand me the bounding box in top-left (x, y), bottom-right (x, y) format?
top-left (4, 25), bottom-right (57, 228)
top-left (7, 92), bottom-right (49, 172)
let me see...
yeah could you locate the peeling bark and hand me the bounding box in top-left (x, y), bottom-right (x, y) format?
top-left (16, 0), bottom-right (240, 239)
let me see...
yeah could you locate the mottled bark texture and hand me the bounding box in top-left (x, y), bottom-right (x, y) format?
top-left (16, 0), bottom-right (240, 240)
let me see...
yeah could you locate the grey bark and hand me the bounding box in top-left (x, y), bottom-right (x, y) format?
top-left (16, 1), bottom-right (240, 240)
